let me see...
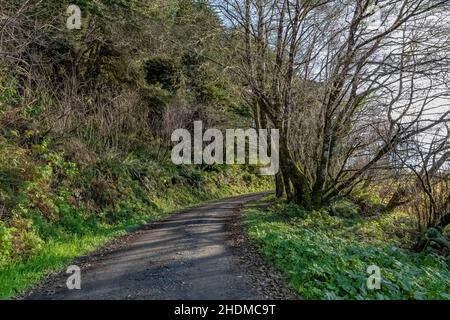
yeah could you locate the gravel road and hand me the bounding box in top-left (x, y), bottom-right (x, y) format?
top-left (25, 192), bottom-right (295, 300)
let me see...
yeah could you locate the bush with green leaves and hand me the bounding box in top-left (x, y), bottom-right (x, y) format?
top-left (330, 197), bottom-right (361, 218)
top-left (0, 222), bottom-right (12, 267)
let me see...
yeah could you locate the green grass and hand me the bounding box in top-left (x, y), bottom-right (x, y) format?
top-left (0, 232), bottom-right (118, 299)
top-left (242, 197), bottom-right (450, 300)
top-left (0, 204), bottom-right (175, 299)
top-left (0, 205), bottom-right (170, 299)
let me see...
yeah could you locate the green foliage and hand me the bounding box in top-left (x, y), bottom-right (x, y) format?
top-left (279, 203), bottom-right (307, 219)
top-left (69, 0), bottom-right (140, 24)
top-left (178, 166), bottom-right (205, 188)
top-left (330, 197), bottom-right (360, 219)
top-left (421, 227), bottom-right (450, 256)
top-left (0, 76), bottom-right (22, 107)
top-left (243, 202), bottom-right (450, 300)
top-left (0, 222), bottom-right (13, 267)
top-left (351, 188), bottom-right (386, 216)
top-left (242, 172), bottom-right (254, 185)
top-left (0, 217), bottom-right (44, 268)
top-left (144, 56), bottom-right (181, 92)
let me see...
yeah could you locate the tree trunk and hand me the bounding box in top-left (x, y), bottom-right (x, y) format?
top-left (386, 188), bottom-right (409, 211)
top-left (279, 134), bottom-right (312, 208)
top-left (275, 171), bottom-right (284, 198)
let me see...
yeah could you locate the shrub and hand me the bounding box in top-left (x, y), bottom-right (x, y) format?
top-left (144, 57), bottom-right (181, 92)
top-left (242, 172), bottom-right (254, 185)
top-left (279, 203), bottom-right (307, 219)
top-left (416, 227), bottom-right (450, 257)
top-left (178, 166), bottom-right (204, 188)
top-left (0, 222), bottom-right (12, 266)
top-left (0, 218), bottom-right (44, 264)
top-left (330, 197), bottom-right (360, 218)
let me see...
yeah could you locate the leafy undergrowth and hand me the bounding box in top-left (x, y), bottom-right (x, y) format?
top-left (243, 197), bottom-right (450, 300)
top-left (0, 138), bottom-right (270, 299)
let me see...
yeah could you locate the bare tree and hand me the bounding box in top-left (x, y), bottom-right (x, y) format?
top-left (217, 0), bottom-right (450, 208)
top-left (391, 126), bottom-right (450, 230)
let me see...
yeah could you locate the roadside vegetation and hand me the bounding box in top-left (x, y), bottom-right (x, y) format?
top-left (1, 0), bottom-right (450, 301)
top-left (243, 195), bottom-right (450, 300)
top-left (0, 0), bottom-right (270, 298)
top-left (220, 0), bottom-right (450, 300)
top-left (0, 148), bottom-right (268, 298)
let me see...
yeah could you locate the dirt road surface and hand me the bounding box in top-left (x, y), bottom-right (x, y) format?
top-left (24, 192), bottom-right (295, 300)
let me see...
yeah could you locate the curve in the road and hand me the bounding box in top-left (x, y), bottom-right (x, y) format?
top-left (26, 192), bottom-right (292, 300)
